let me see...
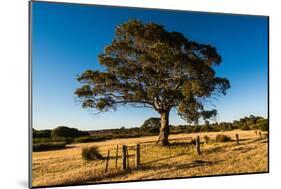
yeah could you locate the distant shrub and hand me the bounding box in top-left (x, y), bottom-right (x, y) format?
top-left (259, 122), bottom-right (269, 131)
top-left (141, 117), bottom-right (160, 134)
top-left (216, 134), bottom-right (232, 142)
top-left (33, 137), bottom-right (73, 144)
top-left (201, 125), bottom-right (212, 132)
top-left (241, 125), bottom-right (251, 130)
top-left (81, 146), bottom-right (103, 161)
top-left (203, 135), bottom-right (210, 143)
top-left (33, 142), bottom-right (66, 152)
top-left (193, 126), bottom-right (201, 133)
top-left (33, 129), bottom-right (52, 138)
top-left (51, 126), bottom-right (89, 138)
top-left (219, 123), bottom-right (233, 131)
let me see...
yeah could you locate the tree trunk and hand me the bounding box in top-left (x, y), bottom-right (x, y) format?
top-left (157, 111), bottom-right (170, 146)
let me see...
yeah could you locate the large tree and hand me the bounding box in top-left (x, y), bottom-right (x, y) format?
top-left (75, 20), bottom-right (230, 146)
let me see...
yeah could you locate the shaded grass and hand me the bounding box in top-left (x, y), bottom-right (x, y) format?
top-left (33, 142), bottom-right (67, 152)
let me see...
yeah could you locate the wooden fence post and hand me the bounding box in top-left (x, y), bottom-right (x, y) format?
top-left (196, 136), bottom-right (201, 155)
top-left (126, 148), bottom-right (130, 169)
top-left (115, 145), bottom-right (118, 168)
top-left (235, 133), bottom-right (239, 145)
top-left (135, 144), bottom-right (140, 169)
top-left (259, 131), bottom-right (262, 139)
top-left (122, 145), bottom-right (127, 170)
top-left (168, 143), bottom-right (171, 157)
top-left (105, 150), bottom-right (110, 173)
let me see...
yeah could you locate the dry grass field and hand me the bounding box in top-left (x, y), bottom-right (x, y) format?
top-left (32, 130), bottom-right (268, 187)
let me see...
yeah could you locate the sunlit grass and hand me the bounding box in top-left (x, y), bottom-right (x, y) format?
top-left (32, 130), bottom-right (268, 187)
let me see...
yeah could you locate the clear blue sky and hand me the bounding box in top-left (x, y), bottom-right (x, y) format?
top-left (31, 2), bottom-right (268, 130)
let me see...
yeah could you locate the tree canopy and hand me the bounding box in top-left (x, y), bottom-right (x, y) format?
top-left (75, 19), bottom-right (230, 145)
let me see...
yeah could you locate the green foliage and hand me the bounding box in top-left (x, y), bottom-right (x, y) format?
top-left (141, 117), bottom-right (160, 133)
top-left (241, 125), bottom-right (251, 130)
top-left (51, 126), bottom-right (89, 138)
top-left (33, 129), bottom-right (52, 138)
top-left (33, 142), bottom-right (66, 152)
top-left (216, 134), bottom-right (232, 142)
top-left (219, 122), bottom-right (233, 131)
top-left (33, 137), bottom-right (73, 144)
top-left (32, 115), bottom-right (268, 146)
top-left (258, 122), bottom-right (269, 131)
top-left (193, 125), bottom-right (202, 133)
top-left (81, 146), bottom-right (103, 161)
top-left (201, 124), bottom-right (212, 132)
top-left (74, 131), bottom-right (151, 143)
top-left (75, 19), bottom-right (230, 143)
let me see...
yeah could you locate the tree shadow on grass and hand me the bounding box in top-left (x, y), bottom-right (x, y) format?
top-left (258, 140), bottom-right (268, 144)
top-left (80, 159), bottom-right (224, 184)
top-left (175, 159), bottom-right (224, 170)
top-left (137, 159), bottom-right (224, 179)
top-left (203, 146), bottom-right (225, 155)
top-left (237, 138), bottom-right (252, 142)
top-left (241, 138), bottom-right (267, 145)
top-left (141, 153), bottom-right (188, 165)
top-left (232, 146), bottom-right (256, 153)
top-left (168, 141), bottom-right (193, 146)
top-left (71, 152), bottom-right (224, 185)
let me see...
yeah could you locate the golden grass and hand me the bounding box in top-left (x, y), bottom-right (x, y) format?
top-left (32, 130), bottom-right (268, 187)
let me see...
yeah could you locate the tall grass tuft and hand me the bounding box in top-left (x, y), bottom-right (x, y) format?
top-left (216, 134), bottom-right (232, 142)
top-left (203, 135), bottom-right (210, 143)
top-left (81, 146), bottom-right (103, 161)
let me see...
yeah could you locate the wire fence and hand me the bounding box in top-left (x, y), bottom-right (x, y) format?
top-left (97, 136), bottom-right (196, 173)
top-left (84, 132), bottom-right (266, 175)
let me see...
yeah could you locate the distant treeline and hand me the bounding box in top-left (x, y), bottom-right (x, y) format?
top-left (33, 115), bottom-right (268, 151)
top-left (170, 115), bottom-right (268, 134)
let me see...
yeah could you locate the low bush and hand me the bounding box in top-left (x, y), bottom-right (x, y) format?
top-left (33, 142), bottom-right (66, 152)
top-left (51, 126), bottom-right (89, 138)
top-left (259, 122), bottom-right (269, 131)
top-left (33, 129), bottom-right (52, 138)
top-left (81, 146), bottom-right (103, 161)
top-left (216, 134), bottom-right (232, 142)
top-left (241, 125), bottom-right (251, 130)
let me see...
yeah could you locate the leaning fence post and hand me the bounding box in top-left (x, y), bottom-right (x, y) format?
top-left (115, 145), bottom-right (118, 168)
top-left (235, 133), bottom-right (239, 145)
top-left (105, 150), bottom-right (110, 173)
top-left (135, 144), bottom-right (140, 169)
top-left (196, 136), bottom-right (201, 155)
top-left (122, 145), bottom-right (127, 170)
